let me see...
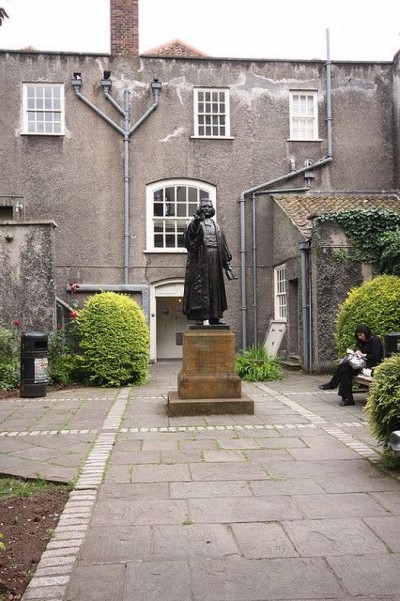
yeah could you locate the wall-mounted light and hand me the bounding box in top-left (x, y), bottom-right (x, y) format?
top-left (151, 78), bottom-right (162, 103)
top-left (71, 72), bottom-right (82, 93)
top-left (101, 71), bottom-right (112, 94)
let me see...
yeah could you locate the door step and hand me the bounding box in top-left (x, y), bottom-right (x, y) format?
top-left (280, 356), bottom-right (302, 371)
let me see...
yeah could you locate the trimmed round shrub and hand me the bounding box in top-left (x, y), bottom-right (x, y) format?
top-left (78, 292), bottom-right (149, 386)
top-left (365, 355), bottom-right (400, 455)
top-left (235, 345), bottom-right (283, 382)
top-left (335, 275), bottom-right (400, 356)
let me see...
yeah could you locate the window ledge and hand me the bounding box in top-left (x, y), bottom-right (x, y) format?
top-left (287, 138), bottom-right (323, 143)
top-left (190, 135), bottom-right (235, 140)
top-left (21, 132), bottom-right (65, 137)
top-left (144, 249), bottom-right (187, 254)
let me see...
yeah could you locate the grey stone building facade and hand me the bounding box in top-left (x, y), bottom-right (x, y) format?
top-left (0, 0), bottom-right (399, 368)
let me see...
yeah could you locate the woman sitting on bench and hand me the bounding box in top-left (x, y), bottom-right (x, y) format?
top-left (318, 324), bottom-right (383, 407)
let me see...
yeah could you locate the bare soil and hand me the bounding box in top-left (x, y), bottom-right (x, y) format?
top-left (0, 490), bottom-right (69, 600)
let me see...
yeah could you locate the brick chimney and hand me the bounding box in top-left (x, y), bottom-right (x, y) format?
top-left (110, 0), bottom-right (139, 56)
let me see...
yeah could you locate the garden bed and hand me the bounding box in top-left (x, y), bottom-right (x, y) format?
top-left (0, 479), bottom-right (69, 600)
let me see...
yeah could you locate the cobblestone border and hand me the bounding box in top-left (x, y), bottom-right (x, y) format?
top-left (0, 422), bottom-right (367, 437)
top-left (21, 388), bottom-right (130, 601)
top-left (4, 396), bottom-right (118, 403)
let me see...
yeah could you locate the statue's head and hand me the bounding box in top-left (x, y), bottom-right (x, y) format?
top-left (198, 197), bottom-right (215, 218)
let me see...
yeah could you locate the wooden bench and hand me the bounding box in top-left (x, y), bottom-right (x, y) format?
top-left (352, 374), bottom-right (373, 388)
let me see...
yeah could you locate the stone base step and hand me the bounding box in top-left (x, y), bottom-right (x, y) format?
top-left (167, 391), bottom-right (254, 416)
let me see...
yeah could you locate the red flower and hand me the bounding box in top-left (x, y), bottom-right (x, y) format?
top-left (13, 319), bottom-right (21, 327)
top-left (69, 311), bottom-right (78, 319)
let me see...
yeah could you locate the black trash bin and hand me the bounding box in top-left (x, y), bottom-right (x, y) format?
top-left (20, 332), bottom-right (49, 398)
top-left (384, 332), bottom-right (400, 359)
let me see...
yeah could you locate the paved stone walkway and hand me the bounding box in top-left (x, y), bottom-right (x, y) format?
top-left (1, 362), bottom-right (400, 600)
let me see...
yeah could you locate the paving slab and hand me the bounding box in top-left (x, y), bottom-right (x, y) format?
top-left (364, 516), bottom-right (400, 552)
top-left (283, 517), bottom-right (388, 556)
top-left (231, 522), bottom-right (298, 558)
top-left (327, 553), bottom-right (400, 597)
top-left (152, 523), bottom-right (239, 559)
top-left (190, 556), bottom-right (345, 600)
top-left (124, 560), bottom-right (191, 601)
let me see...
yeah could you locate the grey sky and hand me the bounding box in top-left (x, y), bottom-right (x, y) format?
top-left (0, 0), bottom-right (399, 61)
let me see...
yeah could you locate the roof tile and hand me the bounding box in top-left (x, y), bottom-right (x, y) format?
top-left (272, 193), bottom-right (400, 238)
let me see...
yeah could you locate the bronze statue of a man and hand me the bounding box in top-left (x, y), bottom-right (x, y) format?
top-left (183, 198), bottom-right (236, 325)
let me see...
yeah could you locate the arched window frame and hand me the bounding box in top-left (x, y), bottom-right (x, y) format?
top-left (145, 179), bottom-right (216, 253)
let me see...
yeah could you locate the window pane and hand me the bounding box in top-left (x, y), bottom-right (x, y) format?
top-left (177, 186), bottom-right (186, 202)
top-left (154, 203), bottom-right (163, 217)
top-left (176, 203), bottom-right (186, 217)
top-left (165, 187), bottom-right (175, 202)
top-left (188, 187), bottom-right (197, 202)
top-left (166, 235), bottom-right (175, 248)
top-left (165, 202), bottom-right (174, 216)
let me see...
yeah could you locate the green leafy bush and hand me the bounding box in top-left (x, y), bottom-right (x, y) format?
top-left (235, 345), bottom-right (283, 382)
top-left (48, 328), bottom-right (84, 385)
top-left (0, 320), bottom-right (20, 390)
top-left (0, 358), bottom-right (19, 390)
top-left (335, 275), bottom-right (400, 356)
top-left (49, 352), bottom-right (84, 386)
top-left (78, 292), bottom-right (149, 386)
top-left (365, 355), bottom-right (400, 458)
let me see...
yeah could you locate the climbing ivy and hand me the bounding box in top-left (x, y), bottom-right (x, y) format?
top-left (313, 208), bottom-right (400, 271)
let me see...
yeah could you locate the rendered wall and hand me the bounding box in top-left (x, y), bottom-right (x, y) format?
top-left (0, 50), bottom-right (396, 348)
top-left (0, 221), bottom-right (57, 332)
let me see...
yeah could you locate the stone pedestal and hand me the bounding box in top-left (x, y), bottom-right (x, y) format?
top-left (168, 327), bottom-right (254, 416)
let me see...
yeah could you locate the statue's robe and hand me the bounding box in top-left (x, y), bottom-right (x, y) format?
top-left (183, 217), bottom-right (232, 321)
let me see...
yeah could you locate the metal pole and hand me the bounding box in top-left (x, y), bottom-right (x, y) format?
top-left (299, 240), bottom-right (310, 372)
top-left (252, 192), bottom-right (257, 345)
top-left (239, 192), bottom-right (247, 349)
top-left (326, 29), bottom-right (333, 159)
top-left (123, 89), bottom-right (130, 285)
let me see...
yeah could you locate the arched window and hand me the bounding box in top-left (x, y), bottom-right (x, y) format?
top-left (146, 179), bottom-right (216, 252)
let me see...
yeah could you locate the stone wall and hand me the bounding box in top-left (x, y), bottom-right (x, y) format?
top-left (311, 221), bottom-right (365, 371)
top-left (0, 221), bottom-right (57, 333)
